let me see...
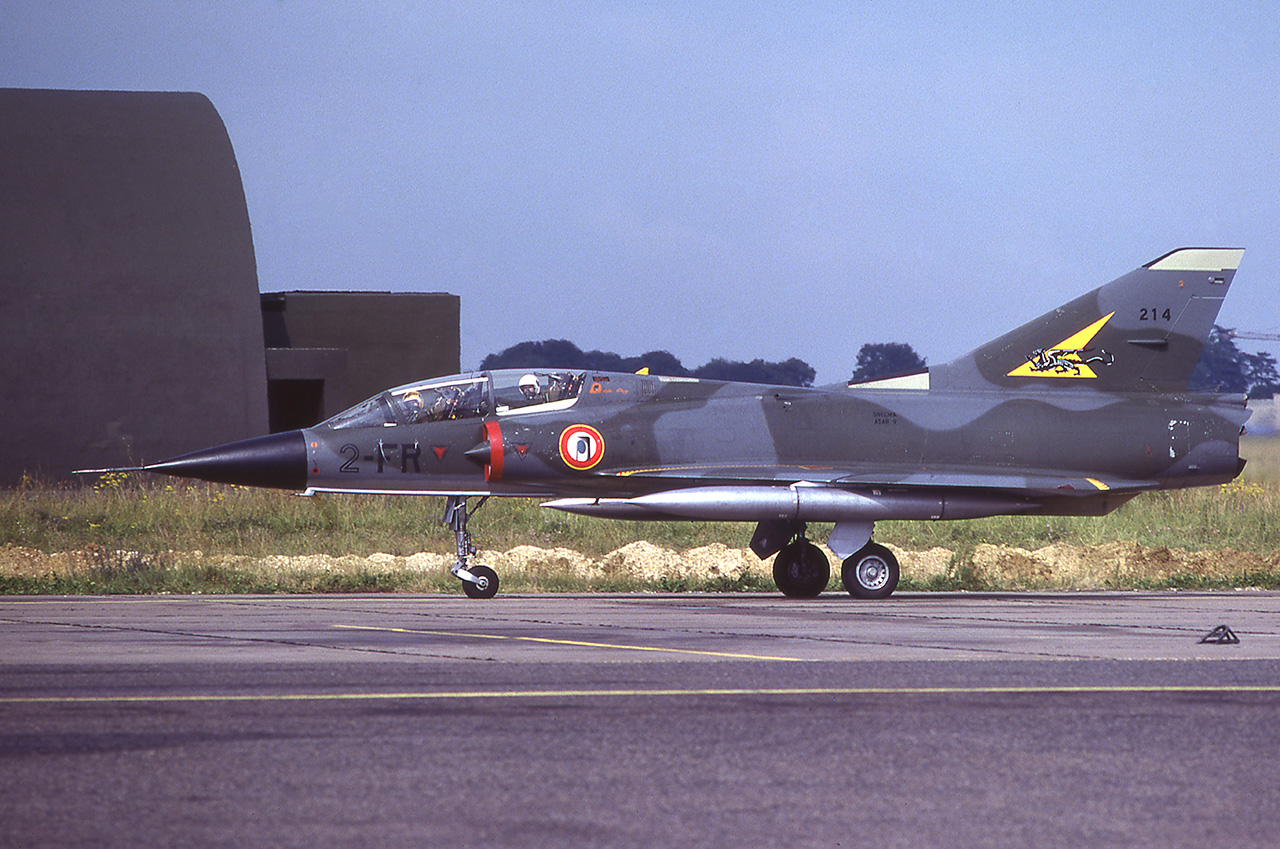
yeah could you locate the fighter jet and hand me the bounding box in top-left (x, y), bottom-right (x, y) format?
top-left (82, 247), bottom-right (1250, 599)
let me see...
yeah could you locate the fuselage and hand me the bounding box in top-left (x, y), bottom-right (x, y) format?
top-left (297, 368), bottom-right (1248, 513)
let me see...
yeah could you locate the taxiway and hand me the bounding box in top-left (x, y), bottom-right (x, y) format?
top-left (3, 592), bottom-right (1279, 847)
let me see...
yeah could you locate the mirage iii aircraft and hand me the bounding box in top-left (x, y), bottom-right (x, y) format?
top-left (83, 247), bottom-right (1250, 599)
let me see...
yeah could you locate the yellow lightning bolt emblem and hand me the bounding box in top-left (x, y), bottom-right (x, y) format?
top-left (1007, 312), bottom-right (1115, 379)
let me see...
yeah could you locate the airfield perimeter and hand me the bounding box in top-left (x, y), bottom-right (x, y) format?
top-left (3, 592), bottom-right (1280, 847)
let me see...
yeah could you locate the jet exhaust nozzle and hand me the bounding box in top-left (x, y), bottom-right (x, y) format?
top-left (143, 430), bottom-right (309, 490)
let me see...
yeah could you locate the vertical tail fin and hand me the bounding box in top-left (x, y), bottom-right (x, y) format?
top-left (931, 248), bottom-right (1244, 393)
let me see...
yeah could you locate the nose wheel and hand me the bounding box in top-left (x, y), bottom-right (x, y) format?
top-left (461, 564), bottom-right (500, 599)
top-left (443, 495), bottom-right (500, 599)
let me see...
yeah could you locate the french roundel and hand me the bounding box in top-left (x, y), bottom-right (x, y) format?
top-left (559, 425), bottom-right (605, 470)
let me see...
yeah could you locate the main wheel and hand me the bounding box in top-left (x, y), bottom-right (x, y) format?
top-left (773, 541), bottom-right (830, 599)
top-left (842, 543), bottom-right (899, 600)
top-left (462, 564), bottom-right (500, 599)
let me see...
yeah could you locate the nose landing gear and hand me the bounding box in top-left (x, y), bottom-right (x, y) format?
top-left (443, 495), bottom-right (500, 599)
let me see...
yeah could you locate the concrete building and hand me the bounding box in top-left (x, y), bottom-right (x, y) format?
top-left (0, 89), bottom-right (459, 484)
top-left (262, 291), bottom-right (460, 432)
top-left (1247, 398), bottom-right (1280, 435)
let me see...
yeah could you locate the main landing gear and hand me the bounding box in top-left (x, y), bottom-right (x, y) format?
top-left (768, 524), bottom-right (900, 600)
top-left (772, 539), bottom-right (829, 599)
top-left (841, 541), bottom-right (899, 600)
top-left (444, 495), bottom-right (499, 599)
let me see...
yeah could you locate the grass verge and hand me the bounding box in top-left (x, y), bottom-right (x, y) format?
top-left (3, 437), bottom-right (1278, 595)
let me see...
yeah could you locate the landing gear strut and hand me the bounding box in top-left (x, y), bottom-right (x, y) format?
top-left (443, 495), bottom-right (499, 599)
top-left (759, 520), bottom-right (900, 600)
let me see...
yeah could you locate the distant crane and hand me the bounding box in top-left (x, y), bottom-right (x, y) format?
top-left (1228, 330), bottom-right (1280, 342)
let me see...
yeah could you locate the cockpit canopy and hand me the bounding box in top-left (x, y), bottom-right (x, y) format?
top-left (320, 370), bottom-right (587, 430)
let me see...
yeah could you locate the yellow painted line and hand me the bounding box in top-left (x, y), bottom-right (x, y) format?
top-left (3, 684), bottom-right (1280, 706)
top-left (332, 623), bottom-right (805, 662)
top-left (1086, 477), bottom-right (1110, 491)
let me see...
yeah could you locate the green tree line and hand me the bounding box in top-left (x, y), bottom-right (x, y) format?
top-left (480, 340), bottom-right (818, 386)
top-left (1191, 326), bottom-right (1278, 398)
top-left (479, 327), bottom-right (1275, 395)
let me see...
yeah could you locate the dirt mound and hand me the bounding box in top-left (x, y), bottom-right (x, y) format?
top-left (968, 542), bottom-right (1276, 588)
top-left (488, 546), bottom-right (598, 581)
top-left (2, 541), bottom-right (1276, 589)
top-left (891, 545), bottom-right (955, 581)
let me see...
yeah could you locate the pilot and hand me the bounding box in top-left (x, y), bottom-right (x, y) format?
top-left (519, 373), bottom-right (542, 403)
top-left (545, 373), bottom-right (569, 402)
top-left (401, 391), bottom-right (424, 422)
top-left (426, 389), bottom-right (451, 421)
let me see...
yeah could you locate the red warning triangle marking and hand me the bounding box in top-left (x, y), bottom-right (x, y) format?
top-left (515, 443), bottom-right (530, 457)
top-left (431, 445), bottom-right (448, 462)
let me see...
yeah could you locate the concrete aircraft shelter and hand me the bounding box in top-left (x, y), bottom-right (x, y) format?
top-left (0, 89), bottom-right (459, 485)
top-left (0, 88), bottom-right (267, 484)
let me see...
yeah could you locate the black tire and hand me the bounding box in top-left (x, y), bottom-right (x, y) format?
top-left (462, 565), bottom-right (500, 599)
top-left (842, 543), bottom-right (899, 600)
top-left (773, 541), bottom-right (830, 599)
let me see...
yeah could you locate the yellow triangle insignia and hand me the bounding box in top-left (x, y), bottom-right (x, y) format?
top-left (1007, 312), bottom-right (1115, 379)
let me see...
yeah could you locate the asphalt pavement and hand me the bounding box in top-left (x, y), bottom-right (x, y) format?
top-left (3, 592), bottom-right (1279, 847)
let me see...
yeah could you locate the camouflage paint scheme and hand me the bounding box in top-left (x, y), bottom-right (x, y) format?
top-left (103, 248), bottom-right (1249, 599)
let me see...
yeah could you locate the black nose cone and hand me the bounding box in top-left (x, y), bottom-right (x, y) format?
top-left (145, 431), bottom-right (308, 490)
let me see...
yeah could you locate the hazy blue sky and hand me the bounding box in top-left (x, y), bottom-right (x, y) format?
top-left (7, 1), bottom-right (1278, 383)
